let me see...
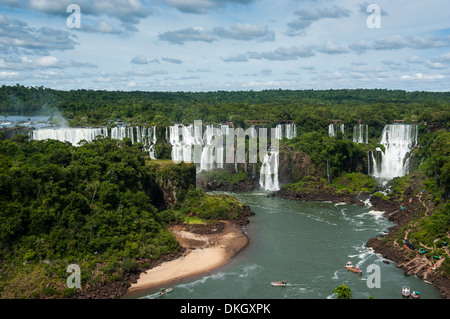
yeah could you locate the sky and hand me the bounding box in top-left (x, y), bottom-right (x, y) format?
top-left (0, 0), bottom-right (449, 92)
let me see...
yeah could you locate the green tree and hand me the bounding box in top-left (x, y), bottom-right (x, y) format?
top-left (333, 284), bottom-right (352, 299)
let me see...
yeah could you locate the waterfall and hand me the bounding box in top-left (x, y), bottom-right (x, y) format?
top-left (370, 124), bottom-right (418, 180)
top-left (328, 124), bottom-right (335, 137)
top-left (329, 123), bottom-right (344, 137)
top-left (353, 124), bottom-right (368, 143)
top-left (166, 121), bottom-right (299, 191)
top-left (168, 123), bottom-right (227, 171)
top-left (275, 123), bottom-right (297, 140)
top-left (326, 159), bottom-right (330, 183)
top-left (31, 126), bottom-right (158, 158)
top-left (31, 127), bottom-right (107, 145)
top-left (259, 148), bottom-right (279, 191)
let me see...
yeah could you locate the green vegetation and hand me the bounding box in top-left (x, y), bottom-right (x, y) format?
top-left (333, 284), bottom-right (352, 299)
top-left (0, 85), bottom-right (448, 294)
top-left (0, 136), bottom-right (247, 298)
top-left (373, 129), bottom-right (449, 278)
top-left (1, 86), bottom-right (448, 135)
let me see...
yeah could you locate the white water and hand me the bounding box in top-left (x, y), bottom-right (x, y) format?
top-left (275, 123), bottom-right (297, 140)
top-left (329, 123), bottom-right (344, 137)
top-left (371, 124), bottom-right (418, 180)
top-left (353, 124), bottom-right (368, 144)
top-left (31, 126), bottom-right (157, 158)
top-left (31, 127), bottom-right (108, 146)
top-left (168, 122), bottom-right (298, 191)
top-left (259, 148), bottom-right (279, 191)
top-left (167, 123), bottom-right (229, 172)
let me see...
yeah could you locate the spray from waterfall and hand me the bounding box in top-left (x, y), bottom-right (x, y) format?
top-left (370, 124), bottom-right (418, 181)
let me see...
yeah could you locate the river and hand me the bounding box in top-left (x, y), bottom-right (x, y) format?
top-left (132, 192), bottom-right (442, 299)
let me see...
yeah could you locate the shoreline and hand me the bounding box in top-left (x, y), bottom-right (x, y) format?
top-left (124, 221), bottom-right (249, 297)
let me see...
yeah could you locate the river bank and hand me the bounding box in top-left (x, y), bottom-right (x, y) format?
top-left (124, 220), bottom-right (249, 296)
top-left (366, 196), bottom-right (450, 299)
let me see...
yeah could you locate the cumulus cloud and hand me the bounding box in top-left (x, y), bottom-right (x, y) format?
top-left (159, 26), bottom-right (215, 44)
top-left (159, 23), bottom-right (275, 44)
top-left (213, 23), bottom-right (274, 42)
top-left (131, 55), bottom-right (150, 64)
top-left (161, 57), bottom-right (183, 64)
top-left (400, 73), bottom-right (445, 81)
top-left (0, 16), bottom-right (77, 55)
top-left (286, 5), bottom-right (352, 36)
top-left (1, 0), bottom-right (151, 25)
top-left (317, 41), bottom-right (348, 55)
top-left (163, 0), bottom-right (255, 14)
top-left (350, 35), bottom-right (450, 53)
top-left (222, 41), bottom-right (349, 62)
top-left (432, 52), bottom-right (450, 63)
top-left (0, 56), bottom-right (97, 70)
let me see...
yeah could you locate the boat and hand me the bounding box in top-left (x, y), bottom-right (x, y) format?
top-left (271, 281), bottom-right (288, 286)
top-left (403, 240), bottom-right (417, 252)
top-left (159, 288), bottom-right (173, 295)
top-left (411, 291), bottom-right (420, 299)
top-left (402, 286), bottom-right (411, 298)
top-left (345, 261), bottom-right (361, 274)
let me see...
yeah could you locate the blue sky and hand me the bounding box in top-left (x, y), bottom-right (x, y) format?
top-left (0, 0), bottom-right (449, 91)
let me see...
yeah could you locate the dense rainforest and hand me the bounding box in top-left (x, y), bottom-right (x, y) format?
top-left (1, 85), bottom-right (449, 136)
top-left (0, 136), bottom-right (246, 298)
top-left (0, 85), bottom-right (448, 298)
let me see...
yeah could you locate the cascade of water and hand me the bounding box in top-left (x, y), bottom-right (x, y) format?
top-left (328, 124), bottom-right (335, 137)
top-left (31, 127), bottom-right (107, 145)
top-left (326, 159), bottom-right (330, 183)
top-left (32, 126), bottom-right (158, 158)
top-left (353, 124), bottom-right (368, 144)
top-left (275, 123), bottom-right (297, 140)
top-left (259, 148), bottom-right (279, 191)
top-left (370, 124), bottom-right (418, 180)
top-left (285, 123), bottom-right (297, 139)
top-left (329, 123), bottom-right (344, 137)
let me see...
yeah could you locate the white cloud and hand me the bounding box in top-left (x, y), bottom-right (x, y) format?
top-left (0, 71), bottom-right (20, 79)
top-left (407, 55), bottom-right (423, 64)
top-left (213, 23), bottom-right (274, 42)
top-left (0, 16), bottom-right (76, 55)
top-left (426, 61), bottom-right (446, 70)
top-left (163, 0), bottom-right (255, 14)
top-left (287, 5), bottom-right (352, 36)
top-left (159, 26), bottom-right (215, 44)
top-left (350, 35), bottom-right (450, 53)
top-left (159, 23), bottom-right (275, 45)
top-left (0, 56), bottom-right (96, 70)
top-left (432, 52), bottom-right (450, 63)
top-left (131, 55), bottom-right (149, 64)
top-left (400, 73), bottom-right (445, 81)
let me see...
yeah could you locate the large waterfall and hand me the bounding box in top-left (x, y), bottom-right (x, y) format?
top-left (329, 123), bottom-right (344, 137)
top-left (353, 124), bottom-right (368, 144)
top-left (31, 127), bottom-right (108, 146)
top-left (31, 126), bottom-right (157, 159)
top-left (168, 122), bottom-right (296, 191)
top-left (371, 124), bottom-right (418, 180)
top-left (167, 123), bottom-right (229, 171)
top-left (259, 148), bottom-right (279, 191)
top-left (275, 123), bottom-right (297, 140)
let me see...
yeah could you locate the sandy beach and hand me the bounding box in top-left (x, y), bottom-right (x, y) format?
top-left (125, 221), bottom-right (249, 296)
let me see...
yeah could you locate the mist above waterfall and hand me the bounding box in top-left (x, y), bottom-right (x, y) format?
top-left (370, 124), bottom-right (418, 181)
